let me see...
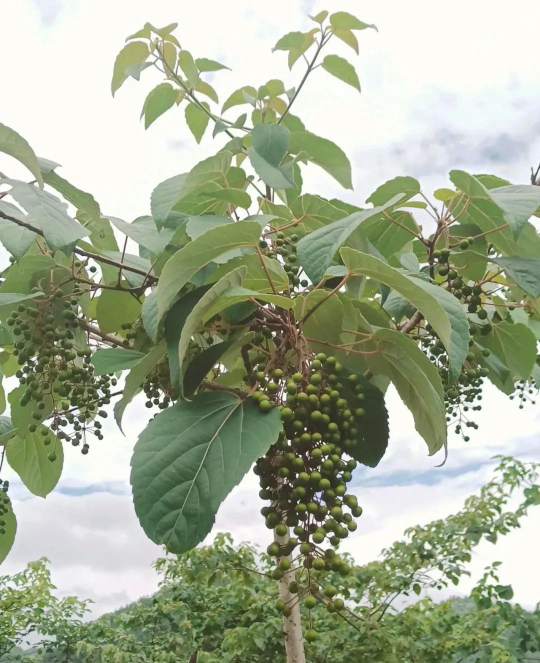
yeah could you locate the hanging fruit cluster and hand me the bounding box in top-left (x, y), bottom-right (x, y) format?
top-left (259, 231), bottom-right (308, 290)
top-left (0, 481), bottom-right (11, 540)
top-left (143, 361), bottom-right (174, 410)
top-left (7, 285), bottom-right (114, 457)
top-left (251, 352), bottom-right (368, 630)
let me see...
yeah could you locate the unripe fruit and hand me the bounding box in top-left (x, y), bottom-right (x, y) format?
top-left (275, 523), bottom-right (288, 537)
top-left (323, 585), bottom-right (337, 598)
top-left (305, 629), bottom-right (318, 643)
top-left (304, 595), bottom-right (317, 609)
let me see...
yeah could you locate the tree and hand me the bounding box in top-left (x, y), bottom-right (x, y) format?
top-left (7, 457), bottom-right (540, 662)
top-left (0, 559), bottom-right (88, 661)
top-left (0, 8), bottom-right (540, 661)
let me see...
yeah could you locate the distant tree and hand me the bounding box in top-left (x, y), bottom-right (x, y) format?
top-left (0, 559), bottom-right (88, 661)
top-left (9, 457), bottom-right (538, 663)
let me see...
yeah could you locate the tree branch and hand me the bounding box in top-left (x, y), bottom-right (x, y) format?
top-left (78, 320), bottom-right (126, 348)
top-left (0, 208), bottom-right (158, 283)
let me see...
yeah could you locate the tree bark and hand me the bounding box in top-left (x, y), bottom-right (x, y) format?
top-left (275, 530), bottom-right (306, 663)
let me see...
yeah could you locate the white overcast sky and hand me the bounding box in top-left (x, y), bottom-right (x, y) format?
top-left (1, 0), bottom-right (540, 618)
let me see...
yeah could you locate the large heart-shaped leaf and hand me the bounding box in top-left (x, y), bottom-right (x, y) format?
top-left (131, 392), bottom-right (281, 553)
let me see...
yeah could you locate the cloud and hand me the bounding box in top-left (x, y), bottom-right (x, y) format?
top-left (29, 0), bottom-right (68, 25)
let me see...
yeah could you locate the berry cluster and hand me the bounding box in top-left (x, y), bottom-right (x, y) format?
top-left (422, 328), bottom-right (490, 441)
top-left (252, 353), bottom-right (367, 631)
top-left (7, 287), bottom-right (114, 456)
top-left (143, 361), bottom-right (174, 410)
top-left (0, 480), bottom-right (11, 539)
top-left (259, 231), bottom-right (308, 290)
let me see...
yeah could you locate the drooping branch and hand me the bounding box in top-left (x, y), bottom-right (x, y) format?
top-left (0, 209), bottom-right (158, 283)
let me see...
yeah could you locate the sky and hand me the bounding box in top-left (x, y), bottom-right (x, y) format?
top-left (1, 0), bottom-right (540, 619)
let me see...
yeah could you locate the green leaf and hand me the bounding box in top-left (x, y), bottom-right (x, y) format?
top-left (290, 194), bottom-right (348, 232)
top-left (202, 287), bottom-right (294, 321)
top-left (142, 83), bottom-right (178, 129)
top-left (295, 290), bottom-right (349, 362)
top-left (111, 41), bottom-right (149, 95)
top-left (0, 416), bottom-right (13, 438)
top-left (41, 170), bottom-right (119, 271)
top-left (131, 392), bottom-right (281, 553)
top-left (296, 195), bottom-right (403, 283)
top-left (496, 584), bottom-right (514, 600)
top-left (248, 123), bottom-right (295, 190)
top-left (333, 28), bottom-right (359, 53)
top-left (183, 339), bottom-right (237, 398)
top-left (186, 215), bottom-right (233, 240)
top-left (209, 254), bottom-right (289, 292)
top-left (6, 427), bottom-right (63, 498)
top-left (336, 370), bottom-right (389, 467)
top-left (6, 180), bottom-right (88, 250)
top-left (341, 248), bottom-right (469, 383)
top-left (491, 256), bottom-right (540, 298)
top-left (0, 201), bottom-right (36, 258)
top-left (310, 10), bottom-right (329, 23)
top-left (0, 122), bottom-right (43, 186)
top-left (330, 11), bottom-right (377, 31)
top-left (366, 176), bottom-right (421, 206)
top-left (321, 55), bottom-right (361, 93)
top-left (202, 188), bottom-right (251, 209)
top-left (449, 171), bottom-right (540, 238)
top-left (93, 348), bottom-right (147, 376)
top-left (109, 215), bottom-right (174, 255)
top-left (289, 131), bottom-right (352, 189)
top-left (157, 220), bottom-right (262, 322)
top-left (273, 32), bottom-right (306, 51)
top-left (0, 291), bottom-right (44, 308)
top-left (96, 286), bottom-right (142, 333)
top-left (8, 384), bottom-right (54, 432)
top-left (176, 267), bottom-right (247, 397)
top-left (0, 254), bottom-right (54, 296)
top-left (479, 321), bottom-right (537, 380)
top-left (366, 329), bottom-right (446, 454)
top-left (151, 174), bottom-right (187, 229)
top-left (178, 51), bottom-right (199, 88)
top-left (0, 490), bottom-right (16, 564)
top-left (196, 57), bottom-right (230, 72)
top-left (165, 287), bottom-right (212, 392)
top-left (222, 86), bottom-right (257, 113)
top-left (248, 149), bottom-right (295, 190)
top-left (141, 288), bottom-right (159, 341)
top-left (103, 251), bottom-right (153, 288)
top-left (114, 340), bottom-right (167, 431)
top-left (194, 81), bottom-right (218, 104)
top-left (251, 123), bottom-right (289, 166)
top-left (362, 210), bottom-right (419, 260)
top-left (185, 103), bottom-right (210, 144)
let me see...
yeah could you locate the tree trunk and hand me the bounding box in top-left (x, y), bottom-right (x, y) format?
top-left (275, 530), bottom-right (306, 663)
